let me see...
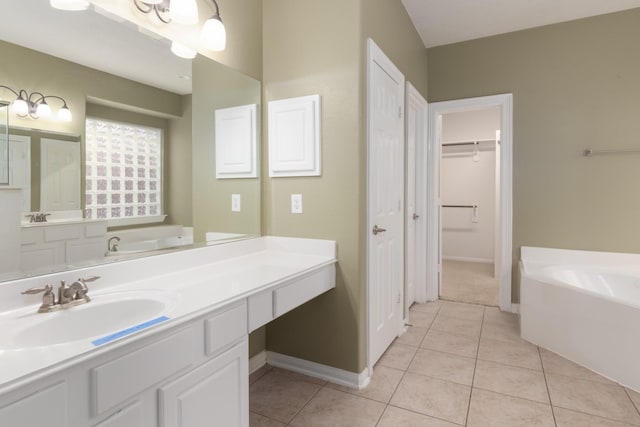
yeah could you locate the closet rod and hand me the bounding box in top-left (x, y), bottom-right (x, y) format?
top-left (442, 204), bottom-right (477, 209)
top-left (442, 139), bottom-right (496, 147)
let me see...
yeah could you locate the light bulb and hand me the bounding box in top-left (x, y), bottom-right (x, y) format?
top-left (169, 0), bottom-right (198, 25)
top-left (12, 99), bottom-right (28, 117)
top-left (170, 41), bottom-right (197, 59)
top-left (58, 105), bottom-right (72, 122)
top-left (50, 0), bottom-right (89, 11)
top-left (36, 102), bottom-right (52, 118)
top-left (201, 16), bottom-right (226, 51)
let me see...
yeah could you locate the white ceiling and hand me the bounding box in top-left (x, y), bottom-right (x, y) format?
top-left (0, 0), bottom-right (192, 95)
top-left (402, 0), bottom-right (640, 48)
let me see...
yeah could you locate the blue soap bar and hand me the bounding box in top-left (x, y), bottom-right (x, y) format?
top-left (91, 316), bottom-right (170, 346)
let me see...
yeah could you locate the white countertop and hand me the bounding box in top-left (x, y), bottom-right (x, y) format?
top-left (0, 236), bottom-right (336, 394)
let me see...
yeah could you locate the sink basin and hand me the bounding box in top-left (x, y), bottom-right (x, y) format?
top-left (3, 290), bottom-right (178, 349)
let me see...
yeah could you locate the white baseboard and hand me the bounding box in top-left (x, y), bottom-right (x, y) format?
top-left (249, 350), bottom-right (267, 374)
top-left (443, 256), bottom-right (494, 264)
top-left (510, 303), bottom-right (520, 314)
top-left (266, 351), bottom-right (370, 390)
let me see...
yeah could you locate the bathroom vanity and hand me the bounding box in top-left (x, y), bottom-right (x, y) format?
top-left (20, 219), bottom-right (108, 274)
top-left (0, 236), bottom-right (336, 427)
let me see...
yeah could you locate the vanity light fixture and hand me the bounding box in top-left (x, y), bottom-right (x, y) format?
top-left (133, 0), bottom-right (198, 25)
top-left (0, 85), bottom-right (72, 122)
top-left (50, 0), bottom-right (89, 11)
top-left (201, 0), bottom-right (226, 51)
top-left (132, 0), bottom-right (227, 56)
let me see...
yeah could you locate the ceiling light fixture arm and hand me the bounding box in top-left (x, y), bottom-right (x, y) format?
top-left (133, 0), bottom-right (171, 24)
top-left (210, 0), bottom-right (222, 21)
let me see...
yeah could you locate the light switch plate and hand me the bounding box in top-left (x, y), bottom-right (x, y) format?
top-left (291, 194), bottom-right (303, 214)
top-left (231, 194), bottom-right (241, 212)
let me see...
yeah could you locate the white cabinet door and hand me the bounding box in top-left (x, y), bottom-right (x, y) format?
top-left (159, 338), bottom-right (248, 427)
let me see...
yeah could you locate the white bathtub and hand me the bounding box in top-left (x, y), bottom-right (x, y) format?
top-left (520, 246), bottom-right (640, 392)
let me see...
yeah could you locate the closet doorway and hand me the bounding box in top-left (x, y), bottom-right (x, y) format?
top-left (427, 94), bottom-right (513, 312)
top-left (440, 108), bottom-right (500, 305)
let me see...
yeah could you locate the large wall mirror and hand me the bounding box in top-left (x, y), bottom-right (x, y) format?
top-left (0, 0), bottom-right (261, 282)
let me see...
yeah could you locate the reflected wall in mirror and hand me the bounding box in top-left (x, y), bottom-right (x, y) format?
top-left (0, 102), bottom-right (8, 184)
top-left (0, 0), bottom-right (261, 282)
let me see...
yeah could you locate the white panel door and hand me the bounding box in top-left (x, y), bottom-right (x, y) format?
top-left (41, 138), bottom-right (80, 211)
top-left (9, 136), bottom-right (31, 212)
top-left (367, 39), bottom-right (405, 367)
top-left (405, 85), bottom-right (429, 306)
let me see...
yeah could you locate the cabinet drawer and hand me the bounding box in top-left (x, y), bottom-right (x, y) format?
top-left (274, 265), bottom-right (335, 317)
top-left (248, 290), bottom-right (273, 332)
top-left (205, 301), bottom-right (247, 356)
top-left (85, 221), bottom-right (107, 238)
top-left (45, 224), bottom-right (81, 242)
top-left (0, 382), bottom-right (67, 427)
top-left (91, 326), bottom-right (199, 416)
top-left (21, 228), bottom-right (43, 245)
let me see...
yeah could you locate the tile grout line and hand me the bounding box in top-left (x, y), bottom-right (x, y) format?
top-left (374, 301), bottom-right (441, 427)
top-left (538, 345), bottom-right (558, 427)
top-left (624, 387), bottom-right (640, 417)
top-left (283, 381), bottom-right (324, 426)
top-left (464, 304), bottom-right (486, 426)
top-left (384, 302), bottom-right (470, 427)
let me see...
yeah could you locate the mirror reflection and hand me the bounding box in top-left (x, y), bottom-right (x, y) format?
top-left (0, 0), bottom-right (261, 282)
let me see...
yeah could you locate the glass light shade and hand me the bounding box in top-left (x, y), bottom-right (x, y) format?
top-left (169, 0), bottom-right (198, 25)
top-left (36, 102), bottom-right (52, 118)
top-left (142, 0), bottom-right (163, 4)
top-left (58, 106), bottom-right (72, 122)
top-left (49, 0), bottom-right (89, 11)
top-left (201, 17), bottom-right (226, 51)
top-left (11, 99), bottom-right (28, 117)
top-left (170, 41), bottom-right (197, 59)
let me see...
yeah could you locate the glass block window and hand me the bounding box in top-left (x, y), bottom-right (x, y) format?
top-left (85, 118), bottom-right (162, 222)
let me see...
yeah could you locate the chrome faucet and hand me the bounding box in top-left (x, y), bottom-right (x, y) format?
top-left (107, 236), bottom-right (120, 252)
top-left (22, 276), bottom-right (100, 313)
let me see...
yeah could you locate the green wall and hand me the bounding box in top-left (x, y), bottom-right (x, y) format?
top-left (262, 0), bottom-right (428, 373)
top-left (427, 8), bottom-right (640, 301)
top-left (191, 56), bottom-right (261, 242)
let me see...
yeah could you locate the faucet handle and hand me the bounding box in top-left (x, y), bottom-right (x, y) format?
top-left (22, 284), bottom-right (57, 312)
top-left (80, 276), bottom-right (100, 284)
top-left (22, 284), bottom-right (54, 295)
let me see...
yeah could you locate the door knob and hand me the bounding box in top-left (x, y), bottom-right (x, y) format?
top-left (372, 225), bottom-right (387, 235)
top-left (413, 213), bottom-right (420, 220)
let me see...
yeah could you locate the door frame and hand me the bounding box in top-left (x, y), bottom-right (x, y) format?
top-left (366, 38), bottom-right (406, 373)
top-left (404, 82), bottom-right (428, 317)
top-left (427, 94), bottom-right (514, 312)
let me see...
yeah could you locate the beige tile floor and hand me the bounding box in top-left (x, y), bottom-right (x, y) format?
top-left (441, 260), bottom-right (498, 306)
top-left (249, 300), bottom-right (640, 427)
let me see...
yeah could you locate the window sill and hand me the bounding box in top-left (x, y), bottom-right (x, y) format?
top-left (106, 215), bottom-right (167, 228)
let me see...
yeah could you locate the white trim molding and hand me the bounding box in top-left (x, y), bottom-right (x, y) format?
top-left (266, 351), bottom-right (371, 390)
top-left (428, 94), bottom-right (513, 312)
top-left (249, 350), bottom-right (267, 374)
